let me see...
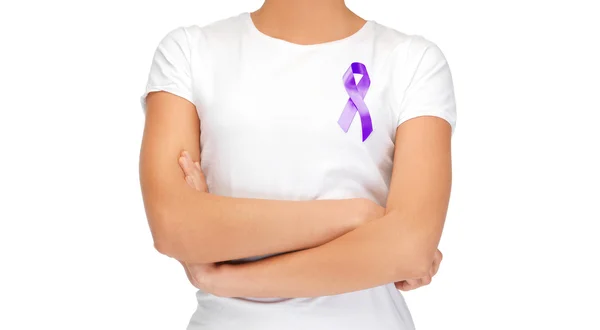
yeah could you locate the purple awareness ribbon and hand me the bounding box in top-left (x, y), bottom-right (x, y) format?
top-left (337, 62), bottom-right (373, 142)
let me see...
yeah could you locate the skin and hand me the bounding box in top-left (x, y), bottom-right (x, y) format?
top-left (185, 113), bottom-right (451, 298)
top-left (178, 153), bottom-right (444, 292)
top-left (140, 0), bottom-right (450, 297)
top-left (140, 92), bottom-right (384, 264)
top-left (250, 0), bottom-right (366, 45)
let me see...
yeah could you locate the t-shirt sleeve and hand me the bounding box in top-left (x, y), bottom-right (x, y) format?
top-left (393, 36), bottom-right (457, 133)
top-left (140, 27), bottom-right (194, 114)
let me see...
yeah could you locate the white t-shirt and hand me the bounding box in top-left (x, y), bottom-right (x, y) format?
top-left (141, 12), bottom-right (456, 330)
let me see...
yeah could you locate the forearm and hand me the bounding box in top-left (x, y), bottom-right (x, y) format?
top-left (157, 182), bottom-right (370, 264)
top-left (140, 93), bottom-right (370, 265)
top-left (214, 210), bottom-right (439, 298)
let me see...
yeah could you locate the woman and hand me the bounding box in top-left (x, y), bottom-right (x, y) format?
top-left (139, 0), bottom-right (456, 329)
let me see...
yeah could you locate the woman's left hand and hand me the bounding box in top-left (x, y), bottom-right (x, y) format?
top-left (395, 249), bottom-right (443, 291)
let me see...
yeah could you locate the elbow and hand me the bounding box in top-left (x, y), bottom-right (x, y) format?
top-left (149, 210), bottom-right (184, 259)
top-left (152, 224), bottom-right (210, 263)
top-left (153, 238), bottom-right (198, 262)
top-left (146, 204), bottom-right (195, 261)
top-left (149, 208), bottom-right (216, 263)
top-left (391, 240), bottom-right (438, 280)
top-left (151, 219), bottom-right (179, 259)
top-left (153, 237), bottom-right (175, 258)
top-left (140, 166), bottom-right (213, 261)
top-left (403, 254), bottom-right (435, 279)
top-left (387, 211), bottom-right (445, 280)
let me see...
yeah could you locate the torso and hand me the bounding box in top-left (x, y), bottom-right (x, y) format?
top-left (178, 12), bottom-right (433, 330)
top-left (194, 13), bottom-right (405, 206)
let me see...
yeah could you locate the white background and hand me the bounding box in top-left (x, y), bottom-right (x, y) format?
top-left (1, 0), bottom-right (599, 329)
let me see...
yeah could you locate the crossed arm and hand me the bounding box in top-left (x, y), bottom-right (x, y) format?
top-left (140, 91), bottom-right (452, 297)
top-left (140, 92), bottom-right (384, 265)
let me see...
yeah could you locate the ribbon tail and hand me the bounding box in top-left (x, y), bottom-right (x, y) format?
top-left (360, 112), bottom-right (373, 141)
top-left (349, 92), bottom-right (373, 142)
top-left (337, 100), bottom-right (357, 132)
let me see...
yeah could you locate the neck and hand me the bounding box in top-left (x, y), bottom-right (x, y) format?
top-left (251, 0), bottom-right (366, 45)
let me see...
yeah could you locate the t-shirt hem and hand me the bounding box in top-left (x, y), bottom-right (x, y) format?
top-left (140, 86), bottom-right (195, 114)
top-left (397, 111), bottom-right (457, 135)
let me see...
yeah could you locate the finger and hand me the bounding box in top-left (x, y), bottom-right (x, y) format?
top-left (429, 255), bottom-right (439, 277)
top-left (178, 153), bottom-right (203, 190)
top-left (412, 278), bottom-right (423, 289)
top-left (178, 156), bottom-right (193, 183)
top-left (180, 160), bottom-right (199, 190)
top-left (179, 155), bottom-right (199, 181)
top-left (400, 278), bottom-right (422, 291)
top-left (184, 150), bottom-right (196, 169)
top-left (395, 281), bottom-right (411, 291)
top-left (194, 161), bottom-right (207, 180)
top-left (421, 275), bottom-right (432, 286)
top-left (183, 153), bottom-right (202, 180)
top-left (189, 161), bottom-right (205, 188)
top-left (395, 280), bottom-right (412, 291)
top-left (179, 151), bottom-right (196, 172)
top-left (188, 174), bottom-right (204, 191)
top-left (407, 278), bottom-right (421, 286)
top-left (179, 155), bottom-right (191, 174)
top-left (432, 251), bottom-right (442, 276)
top-left (401, 284), bottom-right (418, 291)
top-left (185, 175), bottom-right (199, 190)
top-left (431, 259), bottom-right (440, 277)
top-left (194, 161), bottom-right (209, 192)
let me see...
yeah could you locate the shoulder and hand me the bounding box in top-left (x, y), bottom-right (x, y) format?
top-left (372, 23), bottom-right (456, 132)
top-left (370, 22), bottom-right (448, 68)
top-left (371, 23), bottom-right (451, 95)
top-left (156, 13), bottom-right (247, 50)
top-left (198, 13), bottom-right (247, 40)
